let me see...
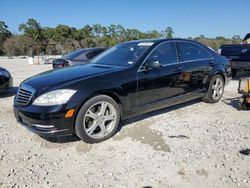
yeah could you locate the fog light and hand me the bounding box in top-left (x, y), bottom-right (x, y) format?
top-left (65, 109), bottom-right (75, 118)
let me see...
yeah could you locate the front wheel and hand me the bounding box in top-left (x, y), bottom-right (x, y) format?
top-left (75, 95), bottom-right (120, 143)
top-left (202, 75), bottom-right (225, 103)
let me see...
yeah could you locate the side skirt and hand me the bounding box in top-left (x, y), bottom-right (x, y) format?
top-left (122, 90), bottom-right (206, 120)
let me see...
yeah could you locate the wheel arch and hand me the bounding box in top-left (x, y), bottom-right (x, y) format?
top-left (208, 70), bottom-right (226, 84)
top-left (73, 90), bottom-right (124, 133)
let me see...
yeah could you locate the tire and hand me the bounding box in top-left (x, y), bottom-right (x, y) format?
top-left (75, 95), bottom-right (120, 143)
top-left (231, 68), bottom-right (238, 78)
top-left (202, 75), bottom-right (225, 103)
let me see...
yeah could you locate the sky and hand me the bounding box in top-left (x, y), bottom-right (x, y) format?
top-left (0, 0), bottom-right (250, 38)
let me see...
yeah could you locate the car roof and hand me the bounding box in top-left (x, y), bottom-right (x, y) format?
top-left (77, 47), bottom-right (108, 51)
top-left (122, 38), bottom-right (203, 45)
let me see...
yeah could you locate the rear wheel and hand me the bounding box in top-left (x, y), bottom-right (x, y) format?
top-left (202, 75), bottom-right (225, 103)
top-left (75, 95), bottom-right (120, 143)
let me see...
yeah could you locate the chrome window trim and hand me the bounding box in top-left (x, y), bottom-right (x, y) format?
top-left (137, 40), bottom-right (214, 73)
top-left (137, 57), bottom-right (214, 72)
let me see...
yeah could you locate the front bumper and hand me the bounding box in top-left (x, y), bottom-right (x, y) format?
top-left (13, 104), bottom-right (76, 137)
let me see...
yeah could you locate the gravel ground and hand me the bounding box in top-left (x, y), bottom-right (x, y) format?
top-left (0, 59), bottom-right (249, 188)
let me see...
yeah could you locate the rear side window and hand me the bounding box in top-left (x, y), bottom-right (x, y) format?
top-left (178, 42), bottom-right (212, 61)
top-left (145, 42), bottom-right (177, 65)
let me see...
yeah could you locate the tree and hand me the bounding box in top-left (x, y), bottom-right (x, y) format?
top-left (19, 19), bottom-right (44, 43)
top-left (163, 27), bottom-right (174, 38)
top-left (3, 35), bottom-right (31, 56)
top-left (0, 21), bottom-right (12, 55)
top-left (232, 35), bottom-right (242, 44)
top-left (0, 19), bottom-right (245, 56)
top-left (146, 30), bottom-right (161, 38)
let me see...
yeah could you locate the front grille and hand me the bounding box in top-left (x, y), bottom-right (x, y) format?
top-left (15, 85), bottom-right (35, 106)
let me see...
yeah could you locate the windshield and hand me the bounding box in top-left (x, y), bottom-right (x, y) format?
top-left (92, 41), bottom-right (154, 66)
top-left (63, 49), bottom-right (86, 59)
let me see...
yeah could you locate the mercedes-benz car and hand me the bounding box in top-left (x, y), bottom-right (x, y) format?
top-left (52, 47), bottom-right (107, 69)
top-left (14, 39), bottom-right (231, 143)
top-left (0, 67), bottom-right (13, 93)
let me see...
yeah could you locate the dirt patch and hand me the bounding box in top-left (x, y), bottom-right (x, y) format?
top-left (114, 122), bottom-right (171, 152)
top-left (75, 142), bottom-right (93, 153)
top-left (196, 169), bottom-right (208, 177)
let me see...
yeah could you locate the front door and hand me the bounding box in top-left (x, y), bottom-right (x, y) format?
top-left (136, 42), bottom-right (184, 107)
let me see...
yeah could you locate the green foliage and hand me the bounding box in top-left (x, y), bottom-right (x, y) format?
top-left (18, 19), bottom-right (45, 43)
top-left (0, 21), bottom-right (12, 55)
top-left (163, 27), bottom-right (174, 38)
top-left (0, 18), bottom-right (245, 56)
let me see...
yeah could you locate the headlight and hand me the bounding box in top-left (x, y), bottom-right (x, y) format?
top-left (33, 89), bottom-right (76, 106)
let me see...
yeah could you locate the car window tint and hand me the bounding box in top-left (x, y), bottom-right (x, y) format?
top-left (75, 52), bottom-right (88, 60)
top-left (178, 42), bottom-right (211, 61)
top-left (146, 42), bottom-right (177, 65)
top-left (92, 42), bottom-right (152, 66)
top-left (86, 52), bottom-right (93, 59)
top-left (92, 49), bottom-right (105, 57)
top-left (64, 49), bottom-right (86, 59)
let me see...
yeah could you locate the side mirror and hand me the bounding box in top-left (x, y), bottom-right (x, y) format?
top-left (143, 60), bottom-right (162, 71)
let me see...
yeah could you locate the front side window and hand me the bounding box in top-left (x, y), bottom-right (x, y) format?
top-left (92, 42), bottom-right (153, 66)
top-left (144, 42), bottom-right (177, 65)
top-left (178, 42), bottom-right (212, 61)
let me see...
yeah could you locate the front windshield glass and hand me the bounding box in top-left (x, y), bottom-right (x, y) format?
top-left (63, 49), bottom-right (86, 59)
top-left (92, 41), bottom-right (154, 66)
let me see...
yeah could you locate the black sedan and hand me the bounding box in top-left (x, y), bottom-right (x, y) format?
top-left (0, 67), bottom-right (13, 93)
top-left (14, 39), bottom-right (231, 143)
top-left (52, 47), bottom-right (107, 69)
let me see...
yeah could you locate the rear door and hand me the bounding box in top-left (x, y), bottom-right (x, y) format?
top-left (176, 41), bottom-right (214, 93)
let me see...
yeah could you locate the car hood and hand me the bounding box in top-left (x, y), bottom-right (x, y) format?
top-left (22, 64), bottom-right (124, 91)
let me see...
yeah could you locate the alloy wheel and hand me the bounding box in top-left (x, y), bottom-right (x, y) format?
top-left (211, 77), bottom-right (224, 101)
top-left (83, 101), bottom-right (117, 139)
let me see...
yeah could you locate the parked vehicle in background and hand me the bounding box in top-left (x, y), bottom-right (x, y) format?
top-left (43, 58), bottom-right (55, 64)
top-left (14, 39), bottom-right (231, 143)
top-left (52, 47), bottom-right (107, 69)
top-left (0, 67), bottom-right (13, 93)
top-left (218, 33), bottom-right (250, 77)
